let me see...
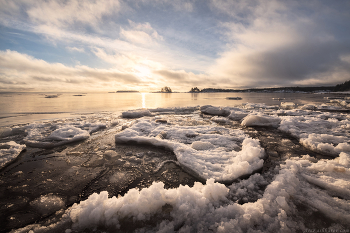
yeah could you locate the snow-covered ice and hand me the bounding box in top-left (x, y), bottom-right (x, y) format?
top-left (0, 141), bottom-right (26, 168)
top-left (4, 97), bottom-right (350, 232)
top-left (115, 118), bottom-right (265, 182)
top-left (56, 152), bottom-right (350, 232)
top-left (241, 114), bottom-right (281, 127)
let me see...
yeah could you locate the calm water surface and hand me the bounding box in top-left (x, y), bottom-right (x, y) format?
top-left (0, 92), bottom-right (335, 126)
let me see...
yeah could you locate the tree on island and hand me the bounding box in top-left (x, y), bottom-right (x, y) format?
top-left (189, 87), bottom-right (200, 92)
top-left (161, 86), bottom-right (172, 93)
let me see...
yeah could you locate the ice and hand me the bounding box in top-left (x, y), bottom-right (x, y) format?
top-left (22, 117), bottom-right (108, 148)
top-left (0, 127), bottom-right (12, 137)
top-left (24, 126), bottom-right (90, 148)
top-left (0, 141), bottom-right (26, 168)
top-left (200, 105), bottom-right (231, 116)
top-left (149, 106), bottom-right (199, 113)
top-left (121, 109), bottom-right (152, 118)
top-left (243, 103), bottom-right (279, 109)
top-left (299, 104), bottom-right (317, 110)
top-left (30, 194), bottom-right (65, 215)
top-left (280, 102), bottom-right (295, 109)
top-left (62, 152), bottom-right (350, 232)
top-left (67, 179), bottom-right (228, 230)
top-left (241, 114), bottom-right (281, 127)
top-left (8, 102), bottom-right (350, 232)
top-left (115, 118), bottom-right (265, 182)
top-left (210, 116), bottom-right (229, 123)
top-left (228, 109), bottom-right (249, 121)
top-left (279, 114), bottom-right (350, 156)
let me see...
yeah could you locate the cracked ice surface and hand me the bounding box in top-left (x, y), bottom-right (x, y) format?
top-left (115, 118), bottom-right (265, 182)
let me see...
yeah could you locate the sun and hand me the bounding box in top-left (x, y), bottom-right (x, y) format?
top-left (134, 65), bottom-right (151, 78)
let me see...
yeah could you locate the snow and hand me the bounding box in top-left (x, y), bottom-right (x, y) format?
top-left (200, 105), bottom-right (231, 116)
top-left (24, 126), bottom-right (90, 148)
top-left (7, 100), bottom-right (350, 232)
top-left (61, 152), bottom-right (350, 232)
top-left (210, 116), bottom-right (229, 123)
top-left (115, 118), bottom-right (265, 182)
top-left (30, 194), bottom-right (65, 215)
top-left (279, 113), bottom-right (350, 156)
top-left (228, 109), bottom-right (249, 121)
top-left (22, 118), bottom-right (107, 148)
top-left (241, 114), bottom-right (281, 127)
top-left (122, 109), bottom-right (152, 118)
top-left (0, 141), bottom-right (26, 168)
top-left (280, 102), bottom-right (295, 109)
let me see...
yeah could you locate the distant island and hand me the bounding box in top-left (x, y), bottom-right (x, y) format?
top-left (116, 90), bottom-right (139, 93)
top-left (189, 80), bottom-right (350, 93)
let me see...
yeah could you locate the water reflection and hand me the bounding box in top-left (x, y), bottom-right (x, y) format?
top-left (142, 93), bottom-right (146, 108)
top-left (191, 93), bottom-right (198, 100)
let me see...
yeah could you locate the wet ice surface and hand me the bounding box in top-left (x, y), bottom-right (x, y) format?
top-left (0, 97), bottom-right (350, 233)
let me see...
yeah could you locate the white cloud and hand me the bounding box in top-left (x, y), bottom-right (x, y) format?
top-left (27, 0), bottom-right (120, 29)
top-left (0, 50), bottom-right (143, 91)
top-left (66, 47), bottom-right (85, 53)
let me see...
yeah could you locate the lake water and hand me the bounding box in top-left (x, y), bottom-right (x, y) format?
top-left (0, 92), bottom-right (331, 127)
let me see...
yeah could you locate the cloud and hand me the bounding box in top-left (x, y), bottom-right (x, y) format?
top-left (120, 20), bottom-right (163, 45)
top-left (0, 50), bottom-right (143, 91)
top-left (209, 0), bottom-right (350, 87)
top-left (135, 0), bottom-right (196, 12)
top-left (66, 47), bottom-right (85, 53)
top-left (27, 0), bottom-right (120, 29)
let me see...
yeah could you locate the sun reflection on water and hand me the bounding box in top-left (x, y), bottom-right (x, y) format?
top-left (141, 93), bottom-right (146, 108)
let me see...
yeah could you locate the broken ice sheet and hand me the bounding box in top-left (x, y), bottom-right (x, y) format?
top-left (115, 118), bottom-right (265, 182)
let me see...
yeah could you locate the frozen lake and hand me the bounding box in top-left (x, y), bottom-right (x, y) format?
top-left (0, 91), bottom-right (350, 233)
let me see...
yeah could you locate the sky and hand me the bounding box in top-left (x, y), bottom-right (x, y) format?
top-left (0, 0), bottom-right (349, 92)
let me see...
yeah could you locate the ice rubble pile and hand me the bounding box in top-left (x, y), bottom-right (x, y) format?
top-left (23, 120), bottom-right (106, 148)
top-left (63, 153), bottom-right (350, 232)
top-left (115, 118), bottom-right (265, 182)
top-left (279, 113), bottom-right (350, 156)
top-left (0, 141), bottom-right (26, 168)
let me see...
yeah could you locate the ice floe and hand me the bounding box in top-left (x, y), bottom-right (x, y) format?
top-left (241, 114), bottom-right (281, 127)
top-left (122, 109), bottom-right (152, 118)
top-left (24, 126), bottom-right (90, 148)
top-left (115, 118), bottom-right (265, 182)
top-left (0, 141), bottom-right (26, 168)
top-left (279, 114), bottom-right (350, 156)
top-left (200, 105), bottom-right (231, 116)
top-left (58, 153), bottom-right (350, 232)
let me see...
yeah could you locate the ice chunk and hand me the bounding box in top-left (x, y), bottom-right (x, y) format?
top-left (243, 103), bottom-right (278, 109)
top-left (115, 118), bottom-right (265, 182)
top-left (0, 127), bottom-right (12, 137)
top-left (191, 141), bottom-right (214, 150)
top-left (122, 109), bottom-right (152, 118)
top-left (25, 126), bottom-right (89, 148)
top-left (68, 179), bottom-right (228, 231)
top-left (0, 141), bottom-right (26, 168)
top-left (30, 194), bottom-right (65, 215)
top-left (200, 105), bottom-right (230, 116)
top-left (279, 114), bottom-right (350, 156)
top-left (241, 114), bottom-right (281, 127)
top-left (228, 110), bottom-right (249, 121)
top-left (210, 116), bottom-right (228, 123)
top-left (280, 102), bottom-right (295, 109)
top-left (300, 104), bottom-right (317, 110)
